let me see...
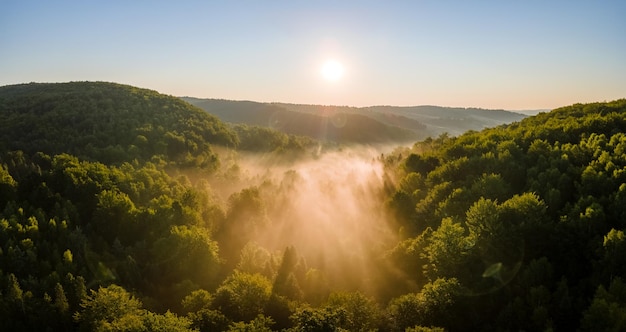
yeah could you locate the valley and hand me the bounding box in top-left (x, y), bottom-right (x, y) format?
top-left (0, 82), bottom-right (625, 331)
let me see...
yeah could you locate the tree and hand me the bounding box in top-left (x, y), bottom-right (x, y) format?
top-left (92, 189), bottom-right (136, 243)
top-left (600, 228), bottom-right (626, 283)
top-left (466, 198), bottom-right (500, 239)
top-left (289, 306), bottom-right (346, 332)
top-left (272, 246), bottom-right (303, 300)
top-left (53, 282), bottom-right (69, 314)
top-left (182, 290), bottom-right (230, 332)
top-left (387, 278), bottom-right (462, 330)
top-left (581, 278), bottom-right (626, 331)
top-left (181, 289), bottom-right (213, 314)
top-left (74, 284), bottom-right (143, 331)
top-left (75, 284), bottom-right (194, 331)
top-left (227, 314), bottom-right (274, 332)
top-left (237, 242), bottom-right (275, 278)
top-left (218, 187), bottom-right (268, 265)
top-left (324, 291), bottom-right (382, 331)
top-left (142, 311), bottom-right (195, 332)
top-left (213, 271), bottom-right (272, 322)
top-left (423, 218), bottom-right (474, 280)
top-left (150, 225), bottom-right (221, 290)
top-left (0, 163), bottom-right (17, 203)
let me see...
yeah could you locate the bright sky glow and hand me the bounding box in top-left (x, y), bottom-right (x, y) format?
top-left (1, 1), bottom-right (625, 110)
top-left (321, 60), bottom-right (345, 82)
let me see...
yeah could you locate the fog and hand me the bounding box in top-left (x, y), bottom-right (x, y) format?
top-left (211, 146), bottom-right (399, 293)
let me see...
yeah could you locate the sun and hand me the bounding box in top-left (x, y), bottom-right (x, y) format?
top-left (321, 60), bottom-right (345, 82)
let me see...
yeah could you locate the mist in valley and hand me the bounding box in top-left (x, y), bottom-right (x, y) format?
top-left (209, 146), bottom-right (402, 297)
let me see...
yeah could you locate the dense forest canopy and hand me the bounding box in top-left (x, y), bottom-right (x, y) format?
top-left (1, 82), bottom-right (625, 331)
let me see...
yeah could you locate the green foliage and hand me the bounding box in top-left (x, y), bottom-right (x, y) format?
top-left (142, 311), bottom-right (195, 332)
top-left (387, 278), bottom-right (461, 330)
top-left (272, 246), bottom-right (304, 301)
top-left (74, 285), bottom-right (143, 331)
top-left (236, 242), bottom-right (277, 278)
top-left (181, 290), bottom-right (231, 332)
top-left (74, 285), bottom-right (194, 331)
top-left (0, 82), bottom-right (237, 169)
top-left (181, 289), bottom-right (213, 314)
top-left (383, 99), bottom-right (626, 330)
top-left (233, 124), bottom-right (316, 156)
top-left (289, 305), bottom-right (347, 332)
top-left (227, 314), bottom-right (274, 332)
top-left (581, 278), bottom-right (626, 331)
top-left (217, 187), bottom-right (269, 265)
top-left (212, 270), bottom-right (273, 322)
top-left (324, 291), bottom-right (382, 331)
top-left (423, 219), bottom-right (474, 280)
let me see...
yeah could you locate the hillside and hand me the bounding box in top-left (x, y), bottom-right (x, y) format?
top-left (0, 82), bottom-right (238, 169)
top-left (183, 97), bottom-right (527, 140)
top-left (277, 103), bottom-right (528, 136)
top-left (383, 98), bottom-right (626, 330)
top-left (183, 97), bottom-right (420, 143)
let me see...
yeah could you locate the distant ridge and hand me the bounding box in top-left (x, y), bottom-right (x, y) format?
top-left (182, 97), bottom-right (420, 144)
top-left (510, 109), bottom-right (551, 116)
top-left (182, 97), bottom-right (528, 140)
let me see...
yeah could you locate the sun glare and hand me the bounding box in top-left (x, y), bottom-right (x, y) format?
top-left (321, 60), bottom-right (345, 82)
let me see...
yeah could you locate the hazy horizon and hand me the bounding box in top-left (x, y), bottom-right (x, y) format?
top-left (2, 1), bottom-right (625, 110)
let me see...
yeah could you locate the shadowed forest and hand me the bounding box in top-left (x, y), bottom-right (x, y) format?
top-left (1, 82), bottom-right (626, 331)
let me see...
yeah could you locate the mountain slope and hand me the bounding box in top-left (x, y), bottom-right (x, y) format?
top-left (0, 82), bottom-right (237, 168)
top-left (183, 97), bottom-right (420, 143)
top-left (183, 97), bottom-right (528, 141)
top-left (383, 99), bottom-right (626, 330)
top-left (278, 103), bottom-right (528, 136)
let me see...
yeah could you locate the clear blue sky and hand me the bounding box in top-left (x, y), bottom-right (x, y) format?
top-left (1, 1), bottom-right (625, 110)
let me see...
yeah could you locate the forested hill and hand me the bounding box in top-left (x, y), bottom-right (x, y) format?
top-left (183, 97), bottom-right (527, 140)
top-left (0, 82), bottom-right (240, 169)
top-left (383, 99), bottom-right (626, 330)
top-left (182, 97), bottom-right (420, 143)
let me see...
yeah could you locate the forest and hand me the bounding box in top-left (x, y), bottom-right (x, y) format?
top-left (1, 82), bottom-right (625, 331)
top-left (182, 97), bottom-right (526, 142)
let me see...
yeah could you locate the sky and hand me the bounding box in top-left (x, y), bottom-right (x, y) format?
top-left (1, 1), bottom-right (625, 110)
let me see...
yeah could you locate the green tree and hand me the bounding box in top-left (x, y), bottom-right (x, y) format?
top-left (601, 228), bottom-right (626, 282)
top-left (581, 278), bottom-right (626, 331)
top-left (423, 218), bottom-right (474, 280)
top-left (74, 284), bottom-right (144, 332)
top-left (387, 278), bottom-right (462, 330)
top-left (142, 311), bottom-right (195, 332)
top-left (237, 242), bottom-right (275, 278)
top-left (0, 163), bottom-right (17, 203)
top-left (289, 306), bottom-right (346, 332)
top-left (324, 291), bottom-right (382, 331)
top-left (150, 225), bottom-right (221, 289)
top-left (227, 314), bottom-right (274, 332)
top-left (53, 282), bottom-right (70, 314)
top-left (92, 189), bottom-right (136, 243)
top-left (181, 289), bottom-right (213, 314)
top-left (182, 290), bottom-right (230, 332)
top-left (272, 246), bottom-right (303, 300)
top-left (213, 271), bottom-right (272, 322)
